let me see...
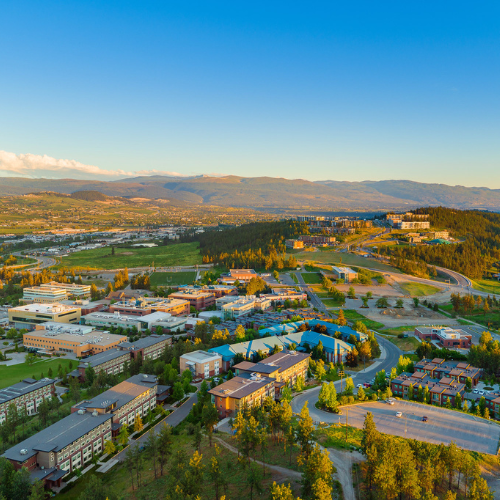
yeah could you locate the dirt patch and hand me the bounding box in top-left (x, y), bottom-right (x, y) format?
top-left (379, 307), bottom-right (444, 320)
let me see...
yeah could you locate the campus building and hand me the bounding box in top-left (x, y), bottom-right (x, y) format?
top-left (220, 295), bottom-right (272, 320)
top-left (391, 371), bottom-right (466, 406)
top-left (21, 282), bottom-right (91, 304)
top-left (177, 284), bottom-right (238, 299)
top-left (81, 311), bottom-right (186, 332)
top-left (180, 350), bottom-right (222, 379)
top-left (76, 349), bottom-right (131, 381)
top-left (168, 289), bottom-right (216, 310)
top-left (23, 323), bottom-right (127, 357)
top-left (108, 297), bottom-right (190, 317)
top-left (219, 269), bottom-right (258, 285)
top-left (9, 303), bottom-right (81, 330)
top-left (0, 378), bottom-right (56, 424)
top-left (298, 235), bottom-right (336, 246)
top-left (261, 288), bottom-right (308, 305)
top-left (209, 372), bottom-right (276, 418)
top-left (118, 334), bottom-right (172, 361)
top-left (331, 266), bottom-right (358, 283)
top-left (285, 239), bottom-right (304, 249)
top-left (414, 327), bottom-right (472, 349)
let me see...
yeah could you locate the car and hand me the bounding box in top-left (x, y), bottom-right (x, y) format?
top-left (356, 384), bottom-right (363, 388)
top-left (363, 383), bottom-right (371, 388)
top-left (473, 389), bottom-right (479, 394)
top-left (396, 412), bottom-right (403, 418)
top-left (479, 390), bottom-right (485, 395)
top-left (386, 399), bottom-right (395, 405)
top-left (422, 416), bottom-right (428, 422)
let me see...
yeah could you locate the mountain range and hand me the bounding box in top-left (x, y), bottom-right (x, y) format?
top-left (0, 175), bottom-right (499, 211)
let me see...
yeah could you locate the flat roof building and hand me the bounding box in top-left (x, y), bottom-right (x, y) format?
top-left (23, 323), bottom-right (127, 357)
top-left (108, 297), bottom-right (190, 317)
top-left (332, 266), bottom-right (358, 283)
top-left (178, 284), bottom-right (238, 299)
top-left (168, 289), bottom-right (215, 310)
top-left (219, 269), bottom-right (258, 284)
top-left (9, 303), bottom-right (81, 330)
top-left (21, 282), bottom-right (91, 304)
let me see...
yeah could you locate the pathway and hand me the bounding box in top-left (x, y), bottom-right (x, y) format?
top-left (327, 448), bottom-right (365, 500)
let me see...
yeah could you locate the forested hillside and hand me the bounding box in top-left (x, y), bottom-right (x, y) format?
top-left (382, 207), bottom-right (500, 279)
top-left (182, 220), bottom-right (308, 269)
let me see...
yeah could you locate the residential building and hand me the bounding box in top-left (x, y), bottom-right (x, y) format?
top-left (209, 372), bottom-right (276, 418)
top-left (414, 327), bottom-right (472, 349)
top-left (21, 282), bottom-right (91, 304)
top-left (220, 295), bottom-right (272, 320)
top-left (108, 297), bottom-right (190, 317)
top-left (77, 350), bottom-right (131, 381)
top-left (391, 371), bottom-right (465, 406)
top-left (233, 350), bottom-right (310, 397)
top-left (285, 239), bottom-right (304, 249)
top-left (180, 350), bottom-right (222, 379)
top-left (413, 358), bottom-right (481, 386)
top-left (118, 334), bottom-right (172, 361)
top-left (23, 323), bottom-right (127, 357)
top-left (331, 266), bottom-right (358, 283)
top-left (168, 289), bottom-right (215, 310)
top-left (0, 378), bottom-right (56, 424)
top-left (427, 231), bottom-right (450, 240)
top-left (396, 221), bottom-right (431, 230)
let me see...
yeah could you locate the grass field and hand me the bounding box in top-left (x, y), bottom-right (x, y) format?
top-left (293, 250), bottom-right (400, 273)
top-left (399, 282), bottom-right (441, 297)
top-left (471, 279), bottom-right (500, 295)
top-left (342, 309), bottom-right (385, 330)
top-left (321, 298), bottom-right (344, 308)
top-left (57, 242), bottom-right (202, 270)
top-left (149, 271), bottom-right (197, 287)
top-left (381, 325), bottom-right (421, 336)
top-left (301, 272), bottom-right (323, 284)
top-left (386, 336), bottom-right (421, 352)
top-left (0, 358), bottom-right (74, 389)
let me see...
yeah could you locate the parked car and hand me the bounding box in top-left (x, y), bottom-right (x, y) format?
top-left (356, 384), bottom-right (363, 388)
top-left (473, 389), bottom-right (479, 394)
top-left (422, 416), bottom-right (428, 422)
top-left (396, 412), bottom-right (403, 418)
top-left (363, 383), bottom-right (371, 388)
top-left (386, 399), bottom-right (395, 405)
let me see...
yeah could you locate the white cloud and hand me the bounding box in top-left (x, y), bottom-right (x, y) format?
top-left (0, 150), bottom-right (134, 180)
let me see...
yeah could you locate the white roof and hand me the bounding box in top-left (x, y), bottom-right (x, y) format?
top-left (181, 350), bottom-right (221, 363)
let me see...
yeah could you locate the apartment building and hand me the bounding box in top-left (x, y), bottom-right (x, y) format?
top-left (21, 282), bottom-right (91, 304)
top-left (118, 334), bottom-right (172, 361)
top-left (23, 323), bottom-right (127, 357)
top-left (415, 327), bottom-right (472, 349)
top-left (396, 221), bottom-right (431, 230)
top-left (178, 284), bottom-right (238, 299)
top-left (209, 372), bottom-right (276, 417)
top-left (220, 295), bottom-right (272, 320)
top-left (427, 231), bottom-right (450, 240)
top-left (0, 378), bottom-right (55, 424)
top-left (9, 303), bottom-right (81, 330)
top-left (180, 350), bottom-right (222, 379)
top-left (298, 235), bottom-right (336, 246)
top-left (234, 350), bottom-right (310, 397)
top-left (413, 358), bottom-right (481, 385)
top-left (391, 371), bottom-right (466, 406)
top-left (331, 266), bottom-right (358, 283)
top-left (168, 289), bottom-right (215, 310)
top-left (285, 239), bottom-right (304, 249)
top-left (77, 349), bottom-right (131, 381)
top-left (108, 297), bottom-right (190, 317)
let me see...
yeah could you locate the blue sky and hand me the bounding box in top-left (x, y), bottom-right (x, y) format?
top-left (0, 1), bottom-right (499, 186)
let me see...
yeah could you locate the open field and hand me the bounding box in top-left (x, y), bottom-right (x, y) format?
top-left (293, 250), bottom-right (400, 273)
top-left (472, 279), bottom-right (500, 295)
top-left (0, 358), bottom-right (74, 389)
top-left (399, 282), bottom-right (441, 297)
top-left (342, 309), bottom-right (385, 330)
top-left (301, 272), bottom-right (323, 284)
top-left (149, 271), bottom-right (197, 287)
top-left (386, 335), bottom-right (421, 351)
top-left (321, 298), bottom-right (344, 307)
top-left (57, 242), bottom-right (202, 270)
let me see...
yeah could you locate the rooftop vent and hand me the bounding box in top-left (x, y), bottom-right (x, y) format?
top-left (92, 410), bottom-right (98, 417)
top-left (77, 409), bottom-right (85, 415)
top-left (20, 449), bottom-right (28, 455)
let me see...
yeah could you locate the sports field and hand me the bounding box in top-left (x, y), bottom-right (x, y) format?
top-left (57, 242), bottom-right (202, 270)
top-left (0, 358), bottom-right (74, 389)
top-left (301, 272), bottom-right (323, 284)
top-left (149, 271), bottom-right (197, 287)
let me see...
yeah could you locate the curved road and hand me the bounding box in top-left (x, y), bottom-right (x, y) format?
top-left (291, 335), bottom-right (402, 420)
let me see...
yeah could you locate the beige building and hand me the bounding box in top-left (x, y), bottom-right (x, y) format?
top-left (21, 282), bottom-right (91, 304)
top-left (180, 350), bottom-right (222, 379)
top-left (9, 303), bottom-right (81, 330)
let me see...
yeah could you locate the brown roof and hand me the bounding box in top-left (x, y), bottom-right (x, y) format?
top-left (412, 372), bottom-right (427, 379)
top-left (259, 350), bottom-right (310, 372)
top-left (432, 358), bottom-right (445, 364)
top-left (456, 362), bottom-right (470, 369)
top-left (208, 375), bottom-right (274, 400)
top-left (448, 369), bottom-right (463, 376)
top-left (439, 377), bottom-right (455, 386)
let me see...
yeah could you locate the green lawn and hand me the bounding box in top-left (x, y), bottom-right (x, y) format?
top-left (387, 336), bottom-right (421, 352)
top-left (342, 309), bottom-right (385, 330)
top-left (293, 250), bottom-right (400, 273)
top-left (290, 272), bottom-right (299, 284)
top-left (399, 282), bottom-right (441, 297)
top-left (301, 272), bottom-right (323, 284)
top-left (471, 279), bottom-right (500, 295)
top-left (0, 358), bottom-right (74, 389)
top-left (321, 298), bottom-right (344, 308)
top-left (57, 242), bottom-right (202, 270)
top-left (381, 325), bottom-right (421, 336)
top-left (149, 271), bottom-right (197, 287)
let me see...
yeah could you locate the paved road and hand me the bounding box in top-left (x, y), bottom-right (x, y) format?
top-left (291, 334), bottom-right (402, 417)
top-left (333, 400), bottom-right (499, 455)
top-left (294, 271), bottom-right (328, 312)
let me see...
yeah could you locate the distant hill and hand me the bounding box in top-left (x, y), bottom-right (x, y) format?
top-left (71, 190), bottom-right (109, 201)
top-left (0, 175), bottom-right (499, 211)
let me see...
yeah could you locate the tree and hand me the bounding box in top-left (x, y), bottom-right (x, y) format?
top-left (296, 402), bottom-right (314, 459)
top-left (172, 382), bottom-right (185, 401)
top-left (28, 479), bottom-right (45, 500)
top-left (344, 377), bottom-right (354, 395)
top-left (145, 431), bottom-right (159, 479)
top-left (104, 439), bottom-right (116, 456)
top-left (396, 298), bottom-right (404, 308)
top-left (336, 309), bottom-right (347, 326)
top-left (193, 423), bottom-right (203, 452)
top-left (10, 466), bottom-right (31, 500)
top-left (208, 452), bottom-right (227, 500)
top-left (270, 482), bottom-right (301, 500)
top-left (361, 412), bottom-right (379, 453)
top-left (347, 287), bottom-right (356, 299)
top-left (357, 386), bottom-right (366, 401)
top-left (202, 403), bottom-right (219, 447)
top-left (134, 415), bottom-right (143, 433)
top-left (376, 297), bottom-right (389, 308)
top-left (413, 297), bottom-right (419, 308)
top-left (246, 463), bottom-right (263, 500)
top-left (158, 423), bottom-right (173, 476)
top-left (85, 366), bottom-right (96, 386)
top-left (77, 474), bottom-right (109, 500)
top-left (118, 425), bottom-right (129, 446)
top-left (315, 362), bottom-right (326, 382)
top-left (299, 444), bottom-right (333, 499)
top-left (235, 324), bottom-right (246, 341)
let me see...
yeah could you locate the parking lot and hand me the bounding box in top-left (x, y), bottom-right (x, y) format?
top-left (332, 400), bottom-right (500, 454)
